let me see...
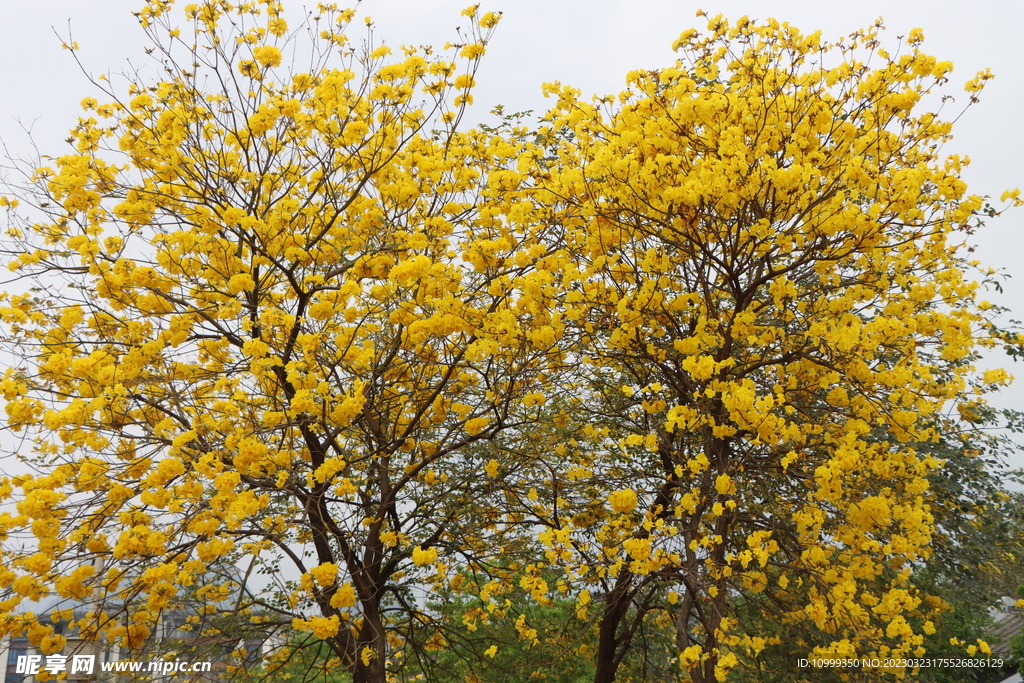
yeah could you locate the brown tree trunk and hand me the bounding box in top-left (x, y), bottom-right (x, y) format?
top-left (351, 604), bottom-right (388, 683)
top-left (593, 569), bottom-right (633, 683)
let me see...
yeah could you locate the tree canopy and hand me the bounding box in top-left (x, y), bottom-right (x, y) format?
top-left (0, 3), bottom-right (1021, 683)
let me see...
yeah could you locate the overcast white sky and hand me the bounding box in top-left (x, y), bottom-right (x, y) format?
top-left (1, 0), bottom-right (1022, 472)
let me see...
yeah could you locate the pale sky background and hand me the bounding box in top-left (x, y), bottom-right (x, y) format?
top-left (1, 0), bottom-right (1022, 474)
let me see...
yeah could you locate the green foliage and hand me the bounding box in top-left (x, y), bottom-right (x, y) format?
top-left (269, 637), bottom-right (353, 683)
top-left (405, 569), bottom-right (597, 683)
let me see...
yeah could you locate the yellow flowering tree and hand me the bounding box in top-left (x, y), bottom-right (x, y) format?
top-left (0, 2), bottom-right (559, 682)
top-left (520, 14), bottom-right (1020, 683)
top-left (2, 4), bottom-right (1021, 682)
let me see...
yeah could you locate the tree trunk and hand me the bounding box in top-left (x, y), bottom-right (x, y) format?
top-left (351, 605), bottom-right (388, 683)
top-left (593, 569), bottom-right (633, 683)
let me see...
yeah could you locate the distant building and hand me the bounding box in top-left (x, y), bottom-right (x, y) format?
top-left (0, 595), bottom-right (282, 683)
top-left (990, 596), bottom-right (1024, 660)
